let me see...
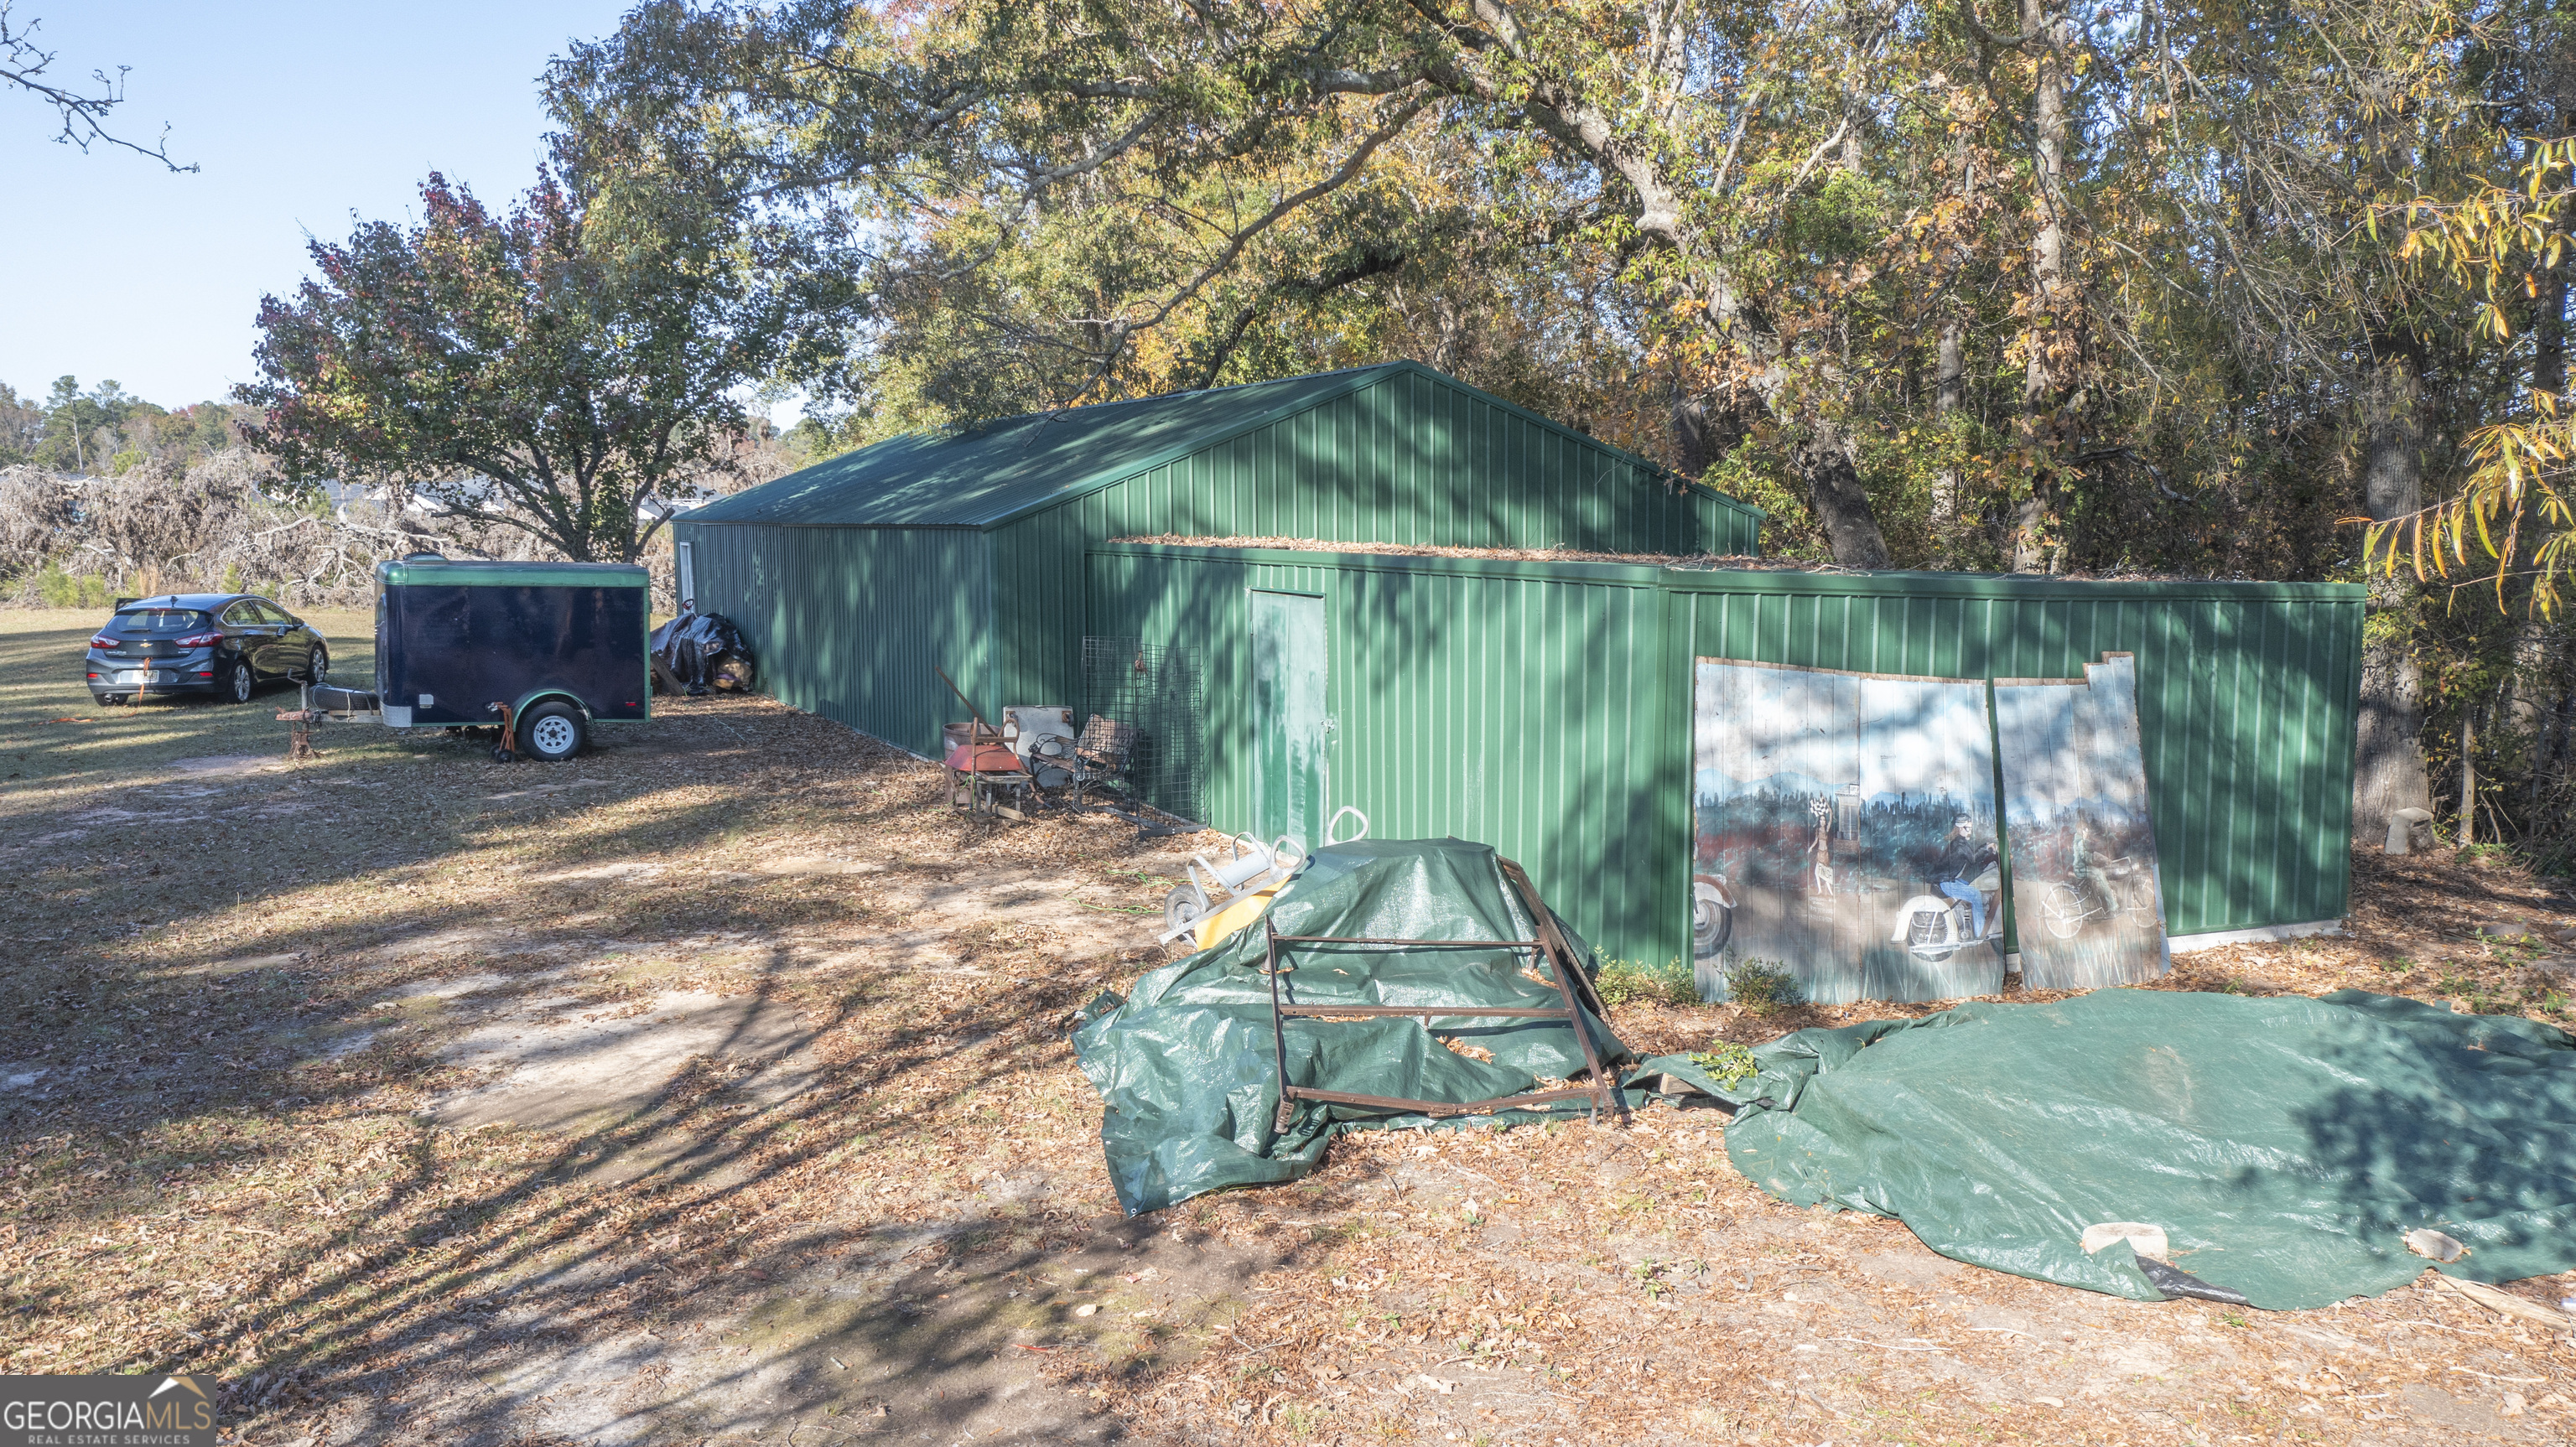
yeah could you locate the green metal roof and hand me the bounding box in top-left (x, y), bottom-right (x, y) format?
top-left (376, 558), bottom-right (649, 589)
top-left (682, 361), bottom-right (1729, 529)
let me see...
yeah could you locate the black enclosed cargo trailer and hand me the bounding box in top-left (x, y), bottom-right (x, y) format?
top-left (329, 556), bottom-right (652, 761)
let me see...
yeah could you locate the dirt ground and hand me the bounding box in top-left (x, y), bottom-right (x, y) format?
top-left (3, 604), bottom-right (2573, 1446)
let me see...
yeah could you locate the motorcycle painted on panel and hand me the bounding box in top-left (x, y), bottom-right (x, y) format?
top-left (1893, 816), bottom-right (2002, 963)
top-left (2041, 856), bottom-right (2156, 939)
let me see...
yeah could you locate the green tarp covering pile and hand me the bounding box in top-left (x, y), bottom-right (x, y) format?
top-left (1072, 838), bottom-right (1644, 1216)
top-left (1720, 988), bottom-right (2576, 1310)
top-left (1073, 839), bottom-right (2576, 1313)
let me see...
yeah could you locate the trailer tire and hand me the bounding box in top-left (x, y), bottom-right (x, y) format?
top-left (518, 702), bottom-right (587, 761)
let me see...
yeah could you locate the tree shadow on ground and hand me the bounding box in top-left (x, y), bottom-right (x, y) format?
top-left (0, 643), bottom-right (1243, 1442)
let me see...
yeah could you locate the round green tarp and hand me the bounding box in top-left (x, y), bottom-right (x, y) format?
top-left (1720, 988), bottom-right (2576, 1310)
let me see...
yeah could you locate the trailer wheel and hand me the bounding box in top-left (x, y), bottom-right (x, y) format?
top-left (518, 702), bottom-right (587, 761)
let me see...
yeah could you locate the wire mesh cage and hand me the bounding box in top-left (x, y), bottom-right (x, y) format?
top-left (1079, 636), bottom-right (1206, 826)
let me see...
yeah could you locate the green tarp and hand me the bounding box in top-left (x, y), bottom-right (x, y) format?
top-left (1072, 838), bottom-right (1640, 1216)
top-left (1076, 842), bottom-right (2576, 1311)
top-left (1720, 988), bottom-right (2576, 1310)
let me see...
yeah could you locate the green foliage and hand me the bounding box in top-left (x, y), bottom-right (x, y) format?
top-left (1629, 1258), bottom-right (1668, 1299)
top-left (2362, 140), bottom-right (2576, 615)
top-left (5, 376), bottom-right (246, 476)
top-left (1596, 957), bottom-right (1698, 1009)
top-left (237, 166), bottom-right (800, 563)
top-left (1722, 960), bottom-right (1803, 1017)
top-left (33, 567), bottom-right (113, 609)
top-left (1688, 1040), bottom-right (1759, 1088)
top-left (539, 0), bottom-right (2576, 850)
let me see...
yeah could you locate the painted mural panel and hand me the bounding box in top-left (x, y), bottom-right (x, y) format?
top-left (1993, 653), bottom-right (2169, 989)
top-left (1692, 659), bottom-right (2003, 1004)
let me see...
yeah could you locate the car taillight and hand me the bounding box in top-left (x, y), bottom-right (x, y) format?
top-left (175, 630), bottom-right (223, 647)
top-left (91, 635), bottom-right (117, 648)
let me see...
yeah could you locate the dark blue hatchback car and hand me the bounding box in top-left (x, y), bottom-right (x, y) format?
top-left (86, 594), bottom-right (329, 706)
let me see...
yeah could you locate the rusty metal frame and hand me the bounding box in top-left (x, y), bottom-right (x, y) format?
top-left (1263, 855), bottom-right (1623, 1129)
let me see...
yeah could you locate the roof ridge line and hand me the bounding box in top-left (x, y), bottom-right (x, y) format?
top-left (993, 362), bottom-right (1399, 450)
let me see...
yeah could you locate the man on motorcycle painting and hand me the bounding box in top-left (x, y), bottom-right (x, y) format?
top-left (2070, 818), bottom-right (2117, 918)
top-left (1934, 816), bottom-right (1997, 940)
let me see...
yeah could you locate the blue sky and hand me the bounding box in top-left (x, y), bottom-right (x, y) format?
top-left (1, 1), bottom-right (635, 409)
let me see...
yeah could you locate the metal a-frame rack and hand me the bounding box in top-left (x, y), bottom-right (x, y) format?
top-left (1262, 858), bottom-right (1625, 1130)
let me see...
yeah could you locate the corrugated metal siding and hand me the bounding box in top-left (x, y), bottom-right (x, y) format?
top-left (676, 520), bottom-right (995, 756)
top-left (1086, 548), bottom-right (1670, 947)
top-left (1092, 546), bottom-right (2360, 972)
top-left (1001, 368), bottom-right (1758, 729)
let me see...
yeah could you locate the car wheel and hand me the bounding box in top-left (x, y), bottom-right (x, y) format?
top-left (224, 660), bottom-right (254, 704)
top-left (304, 645), bottom-right (329, 682)
top-left (517, 701), bottom-right (587, 761)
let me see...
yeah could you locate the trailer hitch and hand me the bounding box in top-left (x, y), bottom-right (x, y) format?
top-left (487, 701), bottom-right (517, 763)
top-left (276, 683), bottom-right (321, 761)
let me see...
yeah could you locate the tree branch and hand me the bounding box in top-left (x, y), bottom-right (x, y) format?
top-left (0, 3), bottom-right (195, 171)
top-left (1067, 92), bottom-right (1431, 396)
top-left (1192, 246), bottom-right (1410, 388)
top-left (1957, 0), bottom-right (2033, 49)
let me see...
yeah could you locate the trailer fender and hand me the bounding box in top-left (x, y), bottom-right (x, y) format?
top-left (510, 687), bottom-right (593, 723)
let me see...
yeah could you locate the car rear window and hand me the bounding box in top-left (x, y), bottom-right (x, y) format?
top-left (112, 609), bottom-right (208, 632)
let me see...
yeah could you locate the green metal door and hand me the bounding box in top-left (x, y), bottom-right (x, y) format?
top-left (1250, 590), bottom-right (1327, 847)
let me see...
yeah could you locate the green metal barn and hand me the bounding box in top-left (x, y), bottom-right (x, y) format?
top-left (678, 360), bottom-right (2361, 1003)
top-left (1083, 541), bottom-right (2363, 989)
top-left (673, 362), bottom-right (1763, 755)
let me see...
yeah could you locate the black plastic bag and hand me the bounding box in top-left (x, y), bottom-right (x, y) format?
top-left (650, 611), bottom-right (755, 696)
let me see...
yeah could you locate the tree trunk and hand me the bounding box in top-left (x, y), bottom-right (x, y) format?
top-left (2012, 0), bottom-right (2070, 574)
top-left (1671, 385), bottom-right (1761, 494)
top-left (2458, 704), bottom-right (2478, 846)
top-left (2547, 676), bottom-right (2576, 829)
top-left (1671, 388), bottom-right (1713, 480)
top-left (2511, 621), bottom-right (2556, 793)
top-left (2525, 195), bottom-right (2569, 810)
top-left (1931, 323), bottom-right (1965, 538)
top-left (2537, 190), bottom-right (2568, 403)
top-left (1793, 418), bottom-right (1892, 568)
top-left (2352, 346), bottom-right (2434, 846)
top-left (1705, 299), bottom-right (1893, 566)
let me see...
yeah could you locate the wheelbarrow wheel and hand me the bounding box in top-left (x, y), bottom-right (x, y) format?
top-left (1163, 885), bottom-right (1211, 941)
